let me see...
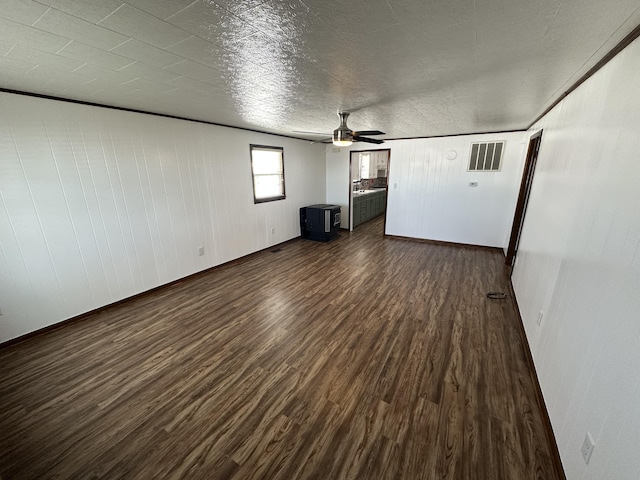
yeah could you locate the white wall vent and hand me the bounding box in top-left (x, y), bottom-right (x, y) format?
top-left (468, 141), bottom-right (505, 171)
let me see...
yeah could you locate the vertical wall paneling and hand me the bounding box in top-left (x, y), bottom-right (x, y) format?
top-left (511, 37), bottom-right (640, 479)
top-left (326, 132), bottom-right (527, 247)
top-left (0, 92), bottom-right (325, 342)
top-left (325, 145), bottom-right (350, 228)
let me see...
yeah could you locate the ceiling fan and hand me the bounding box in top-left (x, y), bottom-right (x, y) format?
top-left (294, 111), bottom-right (385, 147)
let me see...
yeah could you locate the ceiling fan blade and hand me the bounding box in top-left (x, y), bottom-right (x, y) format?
top-left (353, 136), bottom-right (384, 144)
top-left (353, 130), bottom-right (385, 136)
top-left (304, 136), bottom-right (333, 143)
top-left (292, 130), bottom-right (331, 135)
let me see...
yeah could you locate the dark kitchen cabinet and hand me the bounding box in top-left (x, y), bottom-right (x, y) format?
top-left (352, 189), bottom-right (387, 227)
top-left (353, 197), bottom-right (361, 225)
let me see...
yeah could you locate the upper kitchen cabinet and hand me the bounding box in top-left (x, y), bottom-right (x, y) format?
top-left (357, 151), bottom-right (389, 180)
top-left (369, 151), bottom-right (388, 178)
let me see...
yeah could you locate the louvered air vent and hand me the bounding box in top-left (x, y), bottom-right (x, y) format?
top-left (468, 141), bottom-right (505, 171)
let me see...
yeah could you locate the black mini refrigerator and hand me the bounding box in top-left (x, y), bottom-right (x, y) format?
top-left (300, 204), bottom-right (341, 242)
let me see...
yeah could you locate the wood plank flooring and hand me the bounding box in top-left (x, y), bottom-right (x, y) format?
top-left (0, 216), bottom-right (563, 479)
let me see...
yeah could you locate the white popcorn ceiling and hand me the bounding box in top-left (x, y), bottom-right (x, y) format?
top-left (1, 0), bottom-right (639, 140)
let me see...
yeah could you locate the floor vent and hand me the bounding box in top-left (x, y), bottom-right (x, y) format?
top-left (468, 141), bottom-right (505, 171)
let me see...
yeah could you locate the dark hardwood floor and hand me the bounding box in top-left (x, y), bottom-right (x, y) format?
top-left (0, 215), bottom-right (562, 479)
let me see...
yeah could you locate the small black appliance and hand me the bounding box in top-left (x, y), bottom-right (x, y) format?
top-left (300, 204), bottom-right (341, 242)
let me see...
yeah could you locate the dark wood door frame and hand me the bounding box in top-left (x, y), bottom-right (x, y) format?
top-left (348, 149), bottom-right (391, 233)
top-left (506, 130), bottom-right (543, 267)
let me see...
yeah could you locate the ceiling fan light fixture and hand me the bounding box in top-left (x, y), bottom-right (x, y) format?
top-left (333, 128), bottom-right (353, 147)
top-left (333, 111), bottom-right (353, 146)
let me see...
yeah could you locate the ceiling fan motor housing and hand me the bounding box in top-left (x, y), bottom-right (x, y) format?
top-left (333, 127), bottom-right (353, 144)
top-left (333, 112), bottom-right (353, 144)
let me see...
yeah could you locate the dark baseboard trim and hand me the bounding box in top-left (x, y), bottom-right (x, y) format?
top-left (385, 234), bottom-right (503, 252)
top-left (507, 280), bottom-right (567, 480)
top-left (0, 236), bottom-right (302, 350)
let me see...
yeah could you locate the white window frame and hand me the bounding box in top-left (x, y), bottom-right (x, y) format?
top-left (250, 144), bottom-right (286, 203)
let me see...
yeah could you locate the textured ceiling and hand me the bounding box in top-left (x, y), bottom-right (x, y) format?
top-left (1, 0), bottom-right (639, 140)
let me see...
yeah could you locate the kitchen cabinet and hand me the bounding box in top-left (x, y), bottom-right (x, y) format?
top-left (370, 152), bottom-right (388, 178)
top-left (352, 189), bottom-right (387, 227)
top-left (359, 151), bottom-right (388, 180)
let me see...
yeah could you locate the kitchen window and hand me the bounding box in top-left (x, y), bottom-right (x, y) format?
top-left (360, 153), bottom-right (371, 179)
top-left (250, 145), bottom-right (286, 203)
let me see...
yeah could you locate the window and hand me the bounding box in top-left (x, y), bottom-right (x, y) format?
top-left (359, 153), bottom-right (370, 179)
top-left (250, 145), bottom-right (286, 203)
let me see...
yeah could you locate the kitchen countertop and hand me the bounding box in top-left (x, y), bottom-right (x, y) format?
top-left (353, 189), bottom-right (385, 197)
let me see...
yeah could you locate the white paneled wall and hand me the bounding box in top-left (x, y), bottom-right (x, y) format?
top-left (326, 132), bottom-right (527, 247)
top-left (0, 92), bottom-right (325, 342)
top-left (512, 38), bottom-right (640, 479)
top-left (325, 145), bottom-right (351, 228)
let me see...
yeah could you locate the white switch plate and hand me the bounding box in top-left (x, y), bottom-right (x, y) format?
top-left (581, 432), bottom-right (595, 465)
top-left (198, 246), bottom-right (205, 256)
top-left (469, 181), bottom-right (478, 187)
top-left (270, 227), bottom-right (275, 235)
top-left (537, 311), bottom-right (544, 326)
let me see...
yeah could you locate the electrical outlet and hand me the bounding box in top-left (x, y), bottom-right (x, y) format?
top-left (270, 227), bottom-right (275, 235)
top-left (581, 432), bottom-right (595, 465)
top-left (537, 311), bottom-right (544, 326)
top-left (198, 246), bottom-right (205, 256)
top-left (469, 181), bottom-right (478, 187)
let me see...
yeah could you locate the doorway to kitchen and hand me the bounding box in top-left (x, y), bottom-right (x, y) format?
top-left (348, 149), bottom-right (390, 233)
